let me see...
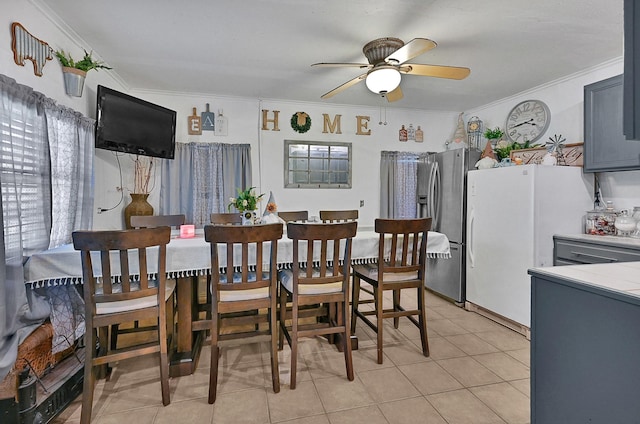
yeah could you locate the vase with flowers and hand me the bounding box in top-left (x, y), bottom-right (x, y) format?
top-left (124, 157), bottom-right (155, 228)
top-left (228, 187), bottom-right (264, 225)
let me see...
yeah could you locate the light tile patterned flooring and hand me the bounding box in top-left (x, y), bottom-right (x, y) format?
top-left (53, 289), bottom-right (530, 424)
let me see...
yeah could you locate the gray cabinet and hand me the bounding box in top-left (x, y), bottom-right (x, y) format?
top-left (529, 267), bottom-right (640, 423)
top-left (554, 234), bottom-right (640, 265)
top-left (624, 0), bottom-right (640, 138)
top-left (584, 74), bottom-right (640, 172)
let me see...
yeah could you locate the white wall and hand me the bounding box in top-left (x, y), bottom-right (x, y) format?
top-left (465, 58), bottom-right (640, 212)
top-left (114, 91), bottom-right (461, 229)
top-left (4, 3), bottom-right (639, 230)
top-left (1, 2), bottom-right (126, 118)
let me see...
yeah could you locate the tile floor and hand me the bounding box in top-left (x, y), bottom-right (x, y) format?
top-left (53, 289), bottom-right (530, 424)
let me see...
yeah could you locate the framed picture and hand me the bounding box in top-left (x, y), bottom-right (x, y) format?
top-left (510, 142), bottom-right (584, 167)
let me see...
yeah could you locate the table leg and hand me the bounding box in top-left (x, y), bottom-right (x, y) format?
top-left (169, 276), bottom-right (204, 377)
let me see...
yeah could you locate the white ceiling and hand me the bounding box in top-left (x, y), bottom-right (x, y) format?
top-left (34, 0), bottom-right (623, 111)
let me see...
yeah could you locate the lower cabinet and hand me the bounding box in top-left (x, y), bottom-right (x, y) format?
top-left (529, 266), bottom-right (640, 423)
top-left (553, 234), bottom-right (640, 265)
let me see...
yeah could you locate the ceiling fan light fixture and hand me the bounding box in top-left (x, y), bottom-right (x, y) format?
top-left (365, 67), bottom-right (401, 95)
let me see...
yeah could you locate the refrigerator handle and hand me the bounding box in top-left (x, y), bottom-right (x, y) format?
top-left (468, 207), bottom-right (475, 268)
top-left (430, 162), bottom-right (441, 225)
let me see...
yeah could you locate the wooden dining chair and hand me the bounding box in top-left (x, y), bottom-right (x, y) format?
top-left (115, 214), bottom-right (184, 349)
top-left (350, 218), bottom-right (432, 364)
top-left (204, 223), bottom-right (283, 403)
top-left (278, 221), bottom-right (357, 389)
top-left (319, 209), bottom-right (358, 222)
top-left (72, 227), bottom-right (173, 424)
top-left (278, 210), bottom-right (309, 222)
top-left (210, 212), bottom-right (242, 225)
top-left (131, 214), bottom-right (186, 229)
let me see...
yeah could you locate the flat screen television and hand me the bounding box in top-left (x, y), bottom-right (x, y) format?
top-left (95, 85), bottom-right (176, 159)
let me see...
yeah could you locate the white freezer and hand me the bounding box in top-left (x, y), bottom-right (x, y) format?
top-left (465, 165), bottom-right (592, 327)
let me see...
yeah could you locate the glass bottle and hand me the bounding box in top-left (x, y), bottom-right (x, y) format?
top-left (399, 125), bottom-right (407, 142)
top-left (415, 125), bottom-right (424, 142)
top-left (407, 124), bottom-right (415, 141)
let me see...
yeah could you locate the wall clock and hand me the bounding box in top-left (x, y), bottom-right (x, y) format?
top-left (505, 100), bottom-right (550, 143)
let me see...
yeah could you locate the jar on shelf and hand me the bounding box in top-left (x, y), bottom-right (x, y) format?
top-left (585, 201), bottom-right (618, 235)
top-left (615, 210), bottom-right (637, 237)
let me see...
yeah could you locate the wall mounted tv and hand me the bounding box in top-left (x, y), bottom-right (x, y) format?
top-left (95, 85), bottom-right (176, 159)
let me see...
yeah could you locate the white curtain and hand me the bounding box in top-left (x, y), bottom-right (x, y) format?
top-left (0, 77), bottom-right (45, 380)
top-left (379, 151), bottom-right (420, 219)
top-left (159, 142), bottom-right (251, 227)
top-left (45, 99), bottom-right (95, 248)
top-left (0, 74), bottom-right (95, 380)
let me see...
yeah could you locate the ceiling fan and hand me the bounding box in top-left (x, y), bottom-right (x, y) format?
top-left (312, 37), bottom-right (471, 102)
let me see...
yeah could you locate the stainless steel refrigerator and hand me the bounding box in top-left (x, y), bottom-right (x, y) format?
top-left (417, 148), bottom-right (481, 303)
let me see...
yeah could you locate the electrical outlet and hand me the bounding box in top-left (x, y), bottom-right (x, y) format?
top-left (360, 200), bottom-right (364, 207)
top-left (97, 207), bottom-right (103, 214)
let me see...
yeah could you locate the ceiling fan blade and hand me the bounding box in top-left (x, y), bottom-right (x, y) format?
top-left (320, 74), bottom-right (367, 99)
top-left (401, 64), bottom-right (471, 80)
top-left (385, 38), bottom-right (437, 65)
top-left (312, 62), bottom-right (372, 69)
top-left (385, 86), bottom-right (403, 102)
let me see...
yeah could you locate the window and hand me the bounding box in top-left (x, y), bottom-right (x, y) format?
top-left (284, 140), bottom-right (351, 188)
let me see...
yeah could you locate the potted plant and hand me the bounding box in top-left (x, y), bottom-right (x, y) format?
top-left (483, 127), bottom-right (504, 143)
top-left (54, 49), bottom-right (111, 97)
top-left (228, 187), bottom-right (264, 225)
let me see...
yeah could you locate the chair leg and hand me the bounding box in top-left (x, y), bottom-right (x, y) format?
top-left (278, 289), bottom-right (287, 350)
top-left (417, 285), bottom-right (430, 357)
top-left (341, 300), bottom-right (354, 381)
top-left (350, 275), bottom-right (361, 334)
top-left (110, 324), bottom-right (119, 350)
top-left (376, 286), bottom-right (384, 364)
top-left (208, 314), bottom-right (220, 404)
top-left (80, 329), bottom-right (96, 424)
top-left (327, 302), bottom-right (336, 344)
top-left (269, 303), bottom-right (280, 394)
top-left (393, 289), bottom-right (400, 329)
top-left (158, 316), bottom-right (171, 406)
top-left (290, 295), bottom-right (298, 390)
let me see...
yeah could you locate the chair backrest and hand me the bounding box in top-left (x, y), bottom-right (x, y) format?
top-left (72, 227), bottom-right (171, 312)
top-left (278, 211), bottom-right (309, 222)
top-left (319, 210), bottom-right (358, 223)
top-left (210, 212), bottom-right (242, 225)
top-left (374, 218), bottom-right (432, 279)
top-left (130, 214), bottom-right (185, 229)
top-left (204, 223), bottom-right (283, 300)
top-left (286, 221), bottom-right (358, 292)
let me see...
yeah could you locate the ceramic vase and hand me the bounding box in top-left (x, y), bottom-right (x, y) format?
top-left (241, 210), bottom-right (256, 225)
top-left (124, 193), bottom-right (153, 229)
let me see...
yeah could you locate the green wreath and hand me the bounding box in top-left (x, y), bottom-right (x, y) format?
top-left (291, 112), bottom-right (311, 133)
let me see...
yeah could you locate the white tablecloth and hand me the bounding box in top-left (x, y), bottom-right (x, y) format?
top-left (24, 230), bottom-right (451, 288)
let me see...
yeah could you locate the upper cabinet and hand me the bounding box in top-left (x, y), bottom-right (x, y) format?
top-left (584, 74), bottom-right (640, 172)
top-left (624, 0), bottom-right (640, 139)
top-left (587, 0), bottom-right (640, 173)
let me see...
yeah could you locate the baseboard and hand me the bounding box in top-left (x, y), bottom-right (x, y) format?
top-left (464, 302), bottom-right (531, 340)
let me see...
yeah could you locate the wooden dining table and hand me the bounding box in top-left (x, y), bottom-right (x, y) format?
top-left (25, 228), bottom-right (451, 377)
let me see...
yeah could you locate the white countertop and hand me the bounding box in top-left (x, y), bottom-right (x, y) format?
top-left (529, 261), bottom-right (640, 299)
top-left (554, 233), bottom-right (640, 249)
